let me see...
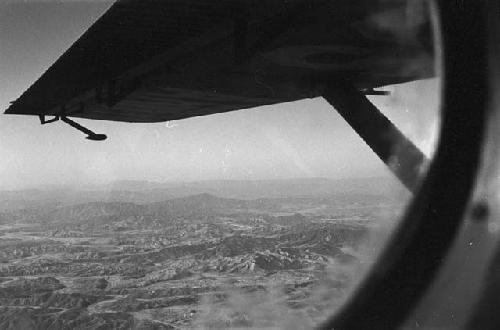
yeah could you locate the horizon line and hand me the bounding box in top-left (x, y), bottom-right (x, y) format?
top-left (0, 175), bottom-right (394, 192)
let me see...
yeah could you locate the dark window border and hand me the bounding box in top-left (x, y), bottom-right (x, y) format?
top-left (318, 1), bottom-right (489, 329)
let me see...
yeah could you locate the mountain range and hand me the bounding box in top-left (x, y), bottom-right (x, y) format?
top-left (0, 177), bottom-right (408, 212)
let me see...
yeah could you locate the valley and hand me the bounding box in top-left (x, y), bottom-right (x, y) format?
top-left (0, 179), bottom-right (406, 329)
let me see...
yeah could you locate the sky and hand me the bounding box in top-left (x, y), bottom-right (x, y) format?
top-left (0, 1), bottom-right (440, 190)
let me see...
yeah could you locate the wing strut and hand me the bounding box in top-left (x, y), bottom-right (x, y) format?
top-left (322, 82), bottom-right (427, 192)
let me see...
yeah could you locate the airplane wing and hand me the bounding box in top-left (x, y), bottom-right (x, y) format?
top-left (4, 0), bottom-right (434, 123)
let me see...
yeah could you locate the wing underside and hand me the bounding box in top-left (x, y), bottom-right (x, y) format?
top-left (5, 0), bottom-right (434, 123)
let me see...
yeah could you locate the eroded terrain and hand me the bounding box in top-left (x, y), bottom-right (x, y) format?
top-left (0, 179), bottom-right (406, 329)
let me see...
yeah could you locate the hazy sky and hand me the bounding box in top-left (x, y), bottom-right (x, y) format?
top-left (0, 1), bottom-right (440, 190)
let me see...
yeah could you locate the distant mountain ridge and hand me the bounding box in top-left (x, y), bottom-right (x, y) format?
top-left (93, 177), bottom-right (400, 195)
top-left (0, 177), bottom-right (408, 212)
top-left (3, 193), bottom-right (254, 224)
